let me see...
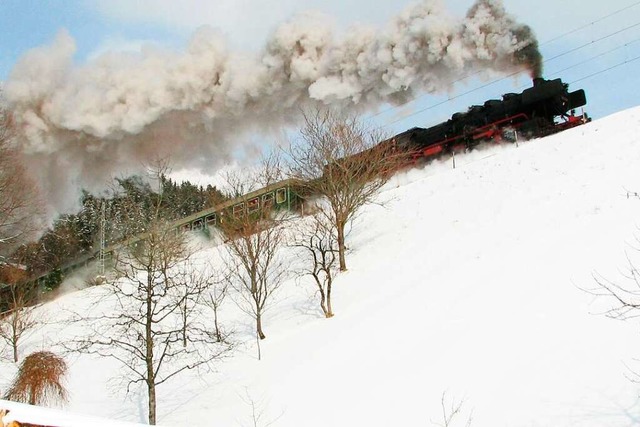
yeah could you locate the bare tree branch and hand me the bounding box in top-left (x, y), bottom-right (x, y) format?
top-left (238, 389), bottom-right (285, 427)
top-left (0, 95), bottom-right (44, 260)
top-left (218, 163), bottom-right (289, 358)
top-left (291, 213), bottom-right (338, 318)
top-left (0, 280), bottom-right (40, 363)
top-left (286, 109), bottom-right (391, 271)
top-left (431, 392), bottom-right (473, 427)
top-left (583, 247), bottom-right (640, 321)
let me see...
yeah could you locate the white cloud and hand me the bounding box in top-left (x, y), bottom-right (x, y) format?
top-left (87, 36), bottom-right (164, 60)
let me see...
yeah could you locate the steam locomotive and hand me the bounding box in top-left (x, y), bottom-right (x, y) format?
top-left (385, 77), bottom-right (589, 162)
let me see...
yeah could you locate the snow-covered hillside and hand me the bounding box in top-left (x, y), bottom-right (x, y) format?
top-left (3, 107), bottom-right (640, 427)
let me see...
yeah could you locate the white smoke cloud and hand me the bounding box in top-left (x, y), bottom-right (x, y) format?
top-left (5, 0), bottom-right (540, 215)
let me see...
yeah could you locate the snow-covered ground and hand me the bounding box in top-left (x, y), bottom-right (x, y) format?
top-left (2, 107), bottom-right (640, 426)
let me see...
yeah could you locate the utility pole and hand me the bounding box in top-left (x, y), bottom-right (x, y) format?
top-left (99, 201), bottom-right (106, 276)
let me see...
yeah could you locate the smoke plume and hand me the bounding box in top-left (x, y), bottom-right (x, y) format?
top-left (5, 0), bottom-right (541, 215)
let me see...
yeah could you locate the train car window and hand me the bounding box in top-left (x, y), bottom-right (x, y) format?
top-left (193, 219), bottom-right (204, 230)
top-left (276, 188), bottom-right (287, 204)
top-left (247, 197), bottom-right (260, 213)
top-left (205, 214), bottom-right (216, 226)
top-left (233, 203), bottom-right (245, 218)
top-left (262, 192), bottom-right (274, 208)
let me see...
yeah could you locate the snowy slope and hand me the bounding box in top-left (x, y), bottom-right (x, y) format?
top-left (2, 107), bottom-right (640, 427)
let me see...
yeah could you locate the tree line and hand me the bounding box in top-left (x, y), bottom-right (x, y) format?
top-left (9, 174), bottom-right (227, 287)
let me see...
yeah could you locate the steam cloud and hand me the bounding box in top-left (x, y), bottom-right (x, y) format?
top-left (5, 0), bottom-right (541, 215)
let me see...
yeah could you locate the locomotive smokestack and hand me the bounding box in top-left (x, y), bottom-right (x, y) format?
top-left (5, 0), bottom-right (543, 215)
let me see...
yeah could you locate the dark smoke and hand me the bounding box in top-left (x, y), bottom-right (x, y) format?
top-left (513, 27), bottom-right (543, 78)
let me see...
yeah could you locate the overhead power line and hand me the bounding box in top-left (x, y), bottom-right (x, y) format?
top-left (541, 0), bottom-right (640, 45)
top-left (570, 54), bottom-right (640, 84)
top-left (547, 38), bottom-right (640, 78)
top-left (544, 21), bottom-right (640, 63)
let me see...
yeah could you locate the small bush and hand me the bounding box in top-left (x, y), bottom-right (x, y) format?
top-left (4, 351), bottom-right (68, 406)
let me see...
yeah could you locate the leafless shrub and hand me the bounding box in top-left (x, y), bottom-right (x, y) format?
top-left (238, 389), bottom-right (284, 427)
top-left (431, 392), bottom-right (473, 427)
top-left (584, 240), bottom-right (640, 321)
top-left (203, 270), bottom-right (232, 343)
top-left (291, 213), bottom-right (338, 318)
top-left (582, 238), bottom-right (640, 384)
top-left (4, 351), bottom-right (68, 407)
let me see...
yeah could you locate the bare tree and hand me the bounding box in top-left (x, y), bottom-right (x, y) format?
top-left (0, 282), bottom-right (39, 363)
top-left (204, 270), bottom-right (232, 343)
top-left (174, 263), bottom-right (206, 348)
top-left (286, 109), bottom-right (391, 271)
top-left (218, 165), bottom-right (289, 356)
top-left (223, 222), bottom-right (287, 346)
top-left (292, 213), bottom-right (338, 318)
top-left (0, 98), bottom-right (43, 260)
top-left (65, 163), bottom-right (231, 425)
top-left (238, 389), bottom-right (284, 427)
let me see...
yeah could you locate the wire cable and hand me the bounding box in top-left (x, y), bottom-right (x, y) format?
top-left (570, 54), bottom-right (640, 84)
top-left (549, 38), bottom-right (640, 75)
top-left (541, 0), bottom-right (640, 45)
top-left (544, 21), bottom-right (640, 63)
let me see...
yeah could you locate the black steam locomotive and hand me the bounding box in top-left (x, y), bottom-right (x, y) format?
top-left (389, 77), bottom-right (589, 161)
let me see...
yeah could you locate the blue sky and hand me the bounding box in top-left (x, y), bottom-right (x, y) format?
top-left (0, 0), bottom-right (179, 78)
